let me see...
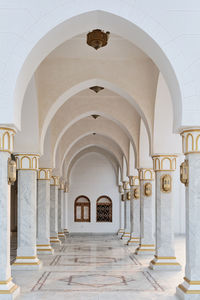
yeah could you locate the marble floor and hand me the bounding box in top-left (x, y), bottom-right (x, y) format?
top-left (11, 234), bottom-right (186, 299)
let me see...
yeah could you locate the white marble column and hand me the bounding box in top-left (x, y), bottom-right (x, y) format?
top-left (63, 185), bottom-right (69, 235)
top-left (121, 181), bottom-right (131, 241)
top-left (50, 176), bottom-right (61, 245)
top-left (37, 168), bottom-right (54, 255)
top-left (128, 176), bottom-right (140, 245)
top-left (0, 128), bottom-right (20, 298)
top-left (58, 183), bottom-right (65, 239)
top-left (12, 154), bottom-right (41, 270)
top-left (150, 155), bottom-right (181, 270)
top-left (117, 184), bottom-right (124, 236)
top-left (135, 169), bottom-right (155, 255)
top-left (177, 130), bottom-right (200, 298)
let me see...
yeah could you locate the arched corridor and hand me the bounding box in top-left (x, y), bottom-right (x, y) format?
top-left (0, 1), bottom-right (200, 299)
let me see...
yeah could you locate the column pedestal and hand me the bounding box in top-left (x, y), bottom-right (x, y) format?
top-left (177, 130), bottom-right (200, 298)
top-left (127, 177), bottom-right (140, 246)
top-left (149, 155), bottom-right (181, 270)
top-left (37, 169), bottom-right (54, 255)
top-left (135, 170), bottom-right (155, 255)
top-left (50, 177), bottom-right (61, 245)
top-left (0, 128), bottom-right (20, 298)
top-left (12, 154), bottom-right (42, 270)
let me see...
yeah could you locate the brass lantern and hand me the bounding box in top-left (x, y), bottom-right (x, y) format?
top-left (87, 29), bottom-right (110, 50)
top-left (180, 160), bottom-right (189, 186)
top-left (8, 158), bottom-right (16, 185)
top-left (144, 182), bottom-right (152, 197)
top-left (134, 188), bottom-right (140, 199)
top-left (161, 174), bottom-right (172, 193)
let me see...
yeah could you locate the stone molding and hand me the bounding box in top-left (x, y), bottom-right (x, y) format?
top-left (14, 153), bottom-right (40, 170)
top-left (0, 127), bottom-right (15, 153)
top-left (152, 155), bottom-right (177, 172)
top-left (38, 168), bottom-right (52, 180)
top-left (181, 129), bottom-right (200, 154)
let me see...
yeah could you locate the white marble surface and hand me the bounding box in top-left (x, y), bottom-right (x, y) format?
top-left (50, 185), bottom-right (59, 239)
top-left (37, 179), bottom-right (53, 254)
top-left (11, 234), bottom-right (186, 300)
top-left (12, 170), bottom-right (41, 270)
top-left (150, 171), bottom-right (180, 270)
top-left (176, 153), bottom-right (200, 298)
top-left (0, 151), bottom-right (20, 297)
top-left (58, 189), bottom-right (64, 236)
top-left (136, 180), bottom-right (155, 254)
top-left (122, 195), bottom-right (130, 240)
top-left (129, 186), bottom-right (140, 244)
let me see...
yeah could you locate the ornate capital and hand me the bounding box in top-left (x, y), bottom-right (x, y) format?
top-left (152, 155), bottom-right (177, 172)
top-left (139, 168), bottom-right (154, 181)
top-left (59, 182), bottom-right (64, 190)
top-left (118, 184), bottom-right (123, 194)
top-left (50, 176), bottom-right (59, 186)
top-left (15, 153), bottom-right (40, 170)
top-left (123, 181), bottom-right (130, 191)
top-left (181, 129), bottom-right (200, 154)
top-left (129, 176), bottom-right (139, 187)
top-left (0, 127), bottom-right (15, 153)
top-left (38, 168), bottom-right (52, 180)
top-left (64, 184), bottom-right (69, 193)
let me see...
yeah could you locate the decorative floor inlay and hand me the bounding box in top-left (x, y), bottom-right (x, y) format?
top-left (32, 270), bottom-right (163, 292)
top-left (11, 234), bottom-right (186, 299)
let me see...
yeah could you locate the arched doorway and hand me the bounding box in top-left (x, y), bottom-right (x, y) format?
top-left (96, 196), bottom-right (112, 223)
top-left (74, 195), bottom-right (91, 222)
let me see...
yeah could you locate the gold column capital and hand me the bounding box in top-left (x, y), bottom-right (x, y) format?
top-left (14, 153), bottom-right (40, 170)
top-left (181, 129), bottom-right (200, 155)
top-left (0, 127), bottom-right (16, 153)
top-left (50, 176), bottom-right (59, 186)
top-left (59, 182), bottom-right (64, 190)
top-left (129, 175), bottom-right (139, 186)
top-left (138, 168), bottom-right (154, 181)
top-left (38, 168), bottom-right (52, 180)
top-left (122, 181), bottom-right (129, 191)
top-left (152, 154), bottom-right (177, 172)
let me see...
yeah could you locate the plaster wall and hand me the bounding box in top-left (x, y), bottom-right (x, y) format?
top-left (67, 152), bottom-right (119, 233)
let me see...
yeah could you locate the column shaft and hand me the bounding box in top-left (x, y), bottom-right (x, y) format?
top-left (12, 155), bottom-right (41, 270)
top-left (58, 188), bottom-right (65, 238)
top-left (63, 190), bottom-right (69, 234)
top-left (121, 188), bottom-right (131, 240)
top-left (0, 130), bottom-right (20, 298)
top-left (50, 177), bottom-right (61, 245)
top-left (128, 176), bottom-right (140, 245)
top-left (135, 172), bottom-right (155, 254)
top-left (37, 175), bottom-right (54, 255)
top-left (150, 155), bottom-right (180, 270)
top-left (177, 129), bottom-right (200, 298)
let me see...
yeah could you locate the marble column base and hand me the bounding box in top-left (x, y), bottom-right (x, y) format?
top-left (64, 229), bottom-right (69, 235)
top-left (50, 236), bottom-right (62, 245)
top-left (135, 244), bottom-right (155, 255)
top-left (127, 236), bottom-right (140, 246)
top-left (12, 256), bottom-right (42, 270)
top-left (121, 232), bottom-right (130, 240)
top-left (117, 229), bottom-right (124, 236)
top-left (118, 230), bottom-right (124, 238)
top-left (149, 256), bottom-right (181, 270)
top-left (176, 278), bottom-right (200, 299)
top-left (0, 280), bottom-right (20, 300)
top-left (58, 232), bottom-right (65, 239)
top-left (37, 244), bottom-right (54, 255)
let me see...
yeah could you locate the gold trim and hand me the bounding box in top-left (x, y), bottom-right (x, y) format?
top-left (178, 284), bottom-right (200, 294)
top-left (12, 262), bottom-right (40, 265)
top-left (37, 244), bottom-right (50, 247)
top-left (185, 151), bottom-right (200, 155)
top-left (181, 129), bottom-right (200, 134)
top-left (151, 261), bottom-right (179, 265)
top-left (140, 244), bottom-right (155, 247)
top-left (16, 256), bottom-right (37, 259)
top-left (0, 149), bottom-right (11, 154)
top-left (137, 249), bottom-right (155, 251)
top-left (184, 277), bottom-right (200, 285)
top-left (155, 256), bottom-right (176, 259)
top-left (152, 155), bottom-right (177, 158)
top-left (37, 249), bottom-right (52, 251)
top-left (0, 284), bottom-right (18, 294)
top-left (0, 127), bottom-right (16, 133)
top-left (17, 168), bottom-right (37, 171)
top-left (0, 277), bottom-right (12, 284)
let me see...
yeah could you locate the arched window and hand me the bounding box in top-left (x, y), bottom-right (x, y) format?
top-left (74, 196), bottom-right (90, 222)
top-left (96, 196), bottom-right (112, 222)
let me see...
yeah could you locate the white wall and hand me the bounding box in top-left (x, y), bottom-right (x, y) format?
top-left (68, 152), bottom-right (119, 233)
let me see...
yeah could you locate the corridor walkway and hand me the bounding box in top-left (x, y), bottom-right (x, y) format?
top-left (12, 235), bottom-right (185, 300)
